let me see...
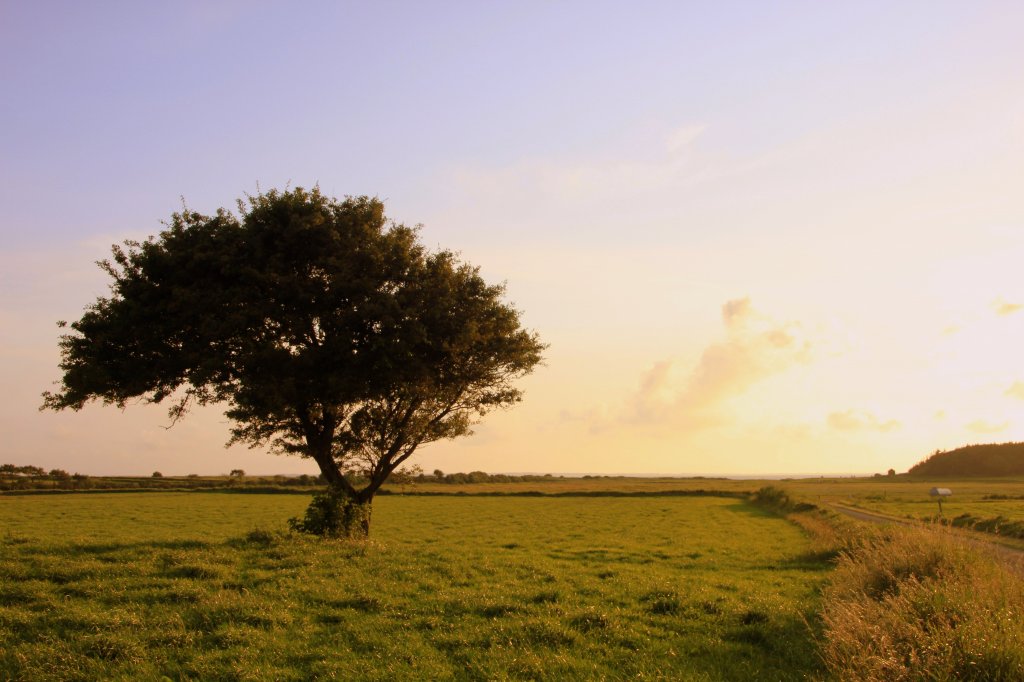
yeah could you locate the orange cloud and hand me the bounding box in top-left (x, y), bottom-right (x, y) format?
top-left (625, 298), bottom-right (812, 426)
top-left (1006, 382), bottom-right (1024, 400)
top-left (966, 419), bottom-right (1009, 434)
top-left (992, 298), bottom-right (1022, 316)
top-left (827, 409), bottom-right (900, 432)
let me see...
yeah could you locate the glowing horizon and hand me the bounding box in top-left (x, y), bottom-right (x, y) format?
top-left (2, 3), bottom-right (1022, 477)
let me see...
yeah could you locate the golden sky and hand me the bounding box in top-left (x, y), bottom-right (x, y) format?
top-left (2, 3), bottom-right (1022, 475)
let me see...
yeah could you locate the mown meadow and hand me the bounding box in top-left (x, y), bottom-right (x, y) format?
top-left (0, 493), bottom-right (829, 681)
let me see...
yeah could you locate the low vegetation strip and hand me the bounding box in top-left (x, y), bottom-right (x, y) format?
top-left (0, 493), bottom-right (828, 680)
top-left (749, 486), bottom-right (1024, 681)
top-left (388, 488), bottom-right (748, 498)
top-left (948, 513), bottom-right (1024, 541)
top-left (819, 525), bottom-right (1024, 681)
top-left (1, 486), bottom-right (750, 500)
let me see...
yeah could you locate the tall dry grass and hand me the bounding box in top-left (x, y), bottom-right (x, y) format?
top-left (819, 524), bottom-right (1024, 681)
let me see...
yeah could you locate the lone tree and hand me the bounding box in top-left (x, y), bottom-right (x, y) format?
top-left (43, 188), bottom-right (544, 536)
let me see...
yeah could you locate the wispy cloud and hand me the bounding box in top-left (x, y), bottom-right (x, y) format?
top-left (966, 419), bottom-right (1009, 434)
top-left (556, 404), bottom-right (615, 435)
top-left (666, 124), bottom-right (707, 154)
top-left (445, 121), bottom-right (760, 222)
top-left (624, 298), bottom-right (812, 426)
top-left (826, 409), bottom-right (900, 432)
top-left (992, 298), bottom-right (1023, 316)
top-left (1006, 382), bottom-right (1024, 400)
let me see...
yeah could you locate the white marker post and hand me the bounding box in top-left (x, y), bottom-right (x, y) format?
top-left (929, 487), bottom-right (952, 516)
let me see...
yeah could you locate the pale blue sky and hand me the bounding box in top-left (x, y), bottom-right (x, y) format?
top-left (2, 2), bottom-right (1023, 475)
top-left (4, 1), bottom-right (1008, 245)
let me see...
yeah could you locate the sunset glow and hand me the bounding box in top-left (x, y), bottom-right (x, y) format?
top-left (2, 2), bottom-right (1022, 476)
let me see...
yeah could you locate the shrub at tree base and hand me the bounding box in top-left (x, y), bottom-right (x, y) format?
top-left (820, 525), bottom-right (1024, 681)
top-left (289, 490), bottom-right (371, 538)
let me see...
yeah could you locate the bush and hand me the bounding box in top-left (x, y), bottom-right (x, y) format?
top-left (289, 489), bottom-right (371, 538)
top-left (750, 486), bottom-right (814, 514)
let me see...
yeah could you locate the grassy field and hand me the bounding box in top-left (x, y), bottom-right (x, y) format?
top-left (0, 492), bottom-right (830, 680)
top-left (398, 475), bottom-right (1024, 544)
top-left (840, 494), bottom-right (1024, 524)
top-left (400, 475), bottom-right (1024, 522)
top-left (769, 477), bottom-right (1024, 541)
top-left (388, 477), bottom-right (759, 496)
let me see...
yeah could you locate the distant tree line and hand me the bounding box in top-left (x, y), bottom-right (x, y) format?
top-left (414, 469), bottom-right (562, 485)
top-left (0, 465), bottom-right (326, 492)
top-left (1, 463), bottom-right (566, 493)
top-left (1, 464), bottom-right (88, 490)
top-left (908, 442), bottom-right (1024, 477)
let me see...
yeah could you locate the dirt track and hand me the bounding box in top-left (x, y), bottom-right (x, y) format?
top-left (828, 502), bottom-right (1024, 573)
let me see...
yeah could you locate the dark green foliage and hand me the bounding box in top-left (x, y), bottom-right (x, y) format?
top-left (289, 489), bottom-right (371, 538)
top-left (909, 442), bottom-right (1024, 477)
top-left (0, 468), bottom-right (329, 492)
top-left (42, 188), bottom-right (544, 536)
top-left (750, 486), bottom-right (814, 514)
top-left (424, 470), bottom-right (573, 484)
top-left (0, 464), bottom-right (46, 476)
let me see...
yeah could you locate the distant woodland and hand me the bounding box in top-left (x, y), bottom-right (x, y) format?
top-left (0, 465), bottom-right (565, 493)
top-left (908, 442), bottom-right (1024, 477)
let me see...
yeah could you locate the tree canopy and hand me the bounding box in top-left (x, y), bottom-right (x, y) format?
top-left (908, 442), bottom-right (1024, 477)
top-left (43, 188), bottom-right (544, 534)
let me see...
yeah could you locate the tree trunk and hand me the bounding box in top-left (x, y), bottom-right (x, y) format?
top-left (345, 490), bottom-right (373, 537)
top-left (292, 431), bottom-right (373, 537)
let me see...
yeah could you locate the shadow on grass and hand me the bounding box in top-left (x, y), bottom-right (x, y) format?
top-left (782, 548), bottom-right (840, 570)
top-left (10, 538), bottom-right (214, 561)
top-left (721, 501), bottom-right (777, 518)
top-left (711, 611), bottom-right (824, 680)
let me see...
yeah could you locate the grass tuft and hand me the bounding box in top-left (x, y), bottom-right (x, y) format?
top-left (569, 607), bottom-right (610, 632)
top-left (529, 590), bottom-right (559, 604)
top-left (641, 589), bottom-right (682, 615)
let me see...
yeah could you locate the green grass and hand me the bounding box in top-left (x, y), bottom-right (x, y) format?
top-left (842, 494), bottom-right (1024, 524)
top-left (0, 493), bottom-right (829, 680)
top-left (775, 477), bottom-right (1024, 542)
